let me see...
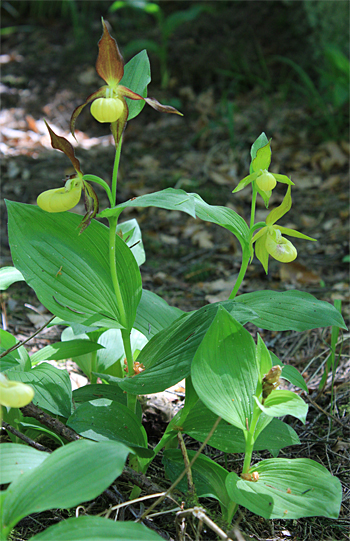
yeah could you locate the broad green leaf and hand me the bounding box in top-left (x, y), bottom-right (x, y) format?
top-left (30, 516), bottom-right (163, 540)
top-left (191, 193), bottom-right (250, 247)
top-left (0, 266), bottom-right (25, 290)
top-left (72, 384), bottom-right (143, 420)
top-left (134, 289), bottom-right (184, 338)
top-left (30, 340), bottom-right (104, 366)
top-left (234, 290), bottom-right (347, 331)
top-left (6, 201), bottom-right (142, 331)
top-left (62, 326), bottom-right (147, 379)
top-left (255, 390), bottom-right (308, 424)
top-left (120, 50), bottom-right (150, 121)
top-left (182, 401), bottom-right (300, 453)
top-left (19, 420), bottom-right (65, 446)
top-left (163, 449), bottom-right (232, 515)
top-left (99, 188), bottom-right (197, 219)
top-left (0, 444), bottom-right (49, 484)
top-left (0, 328), bottom-right (31, 372)
top-left (117, 218), bottom-right (145, 266)
top-left (73, 383), bottom-right (127, 404)
top-left (6, 362), bottom-right (73, 418)
top-left (226, 458), bottom-right (342, 519)
top-left (192, 307), bottom-right (258, 432)
top-left (119, 301), bottom-right (257, 395)
top-left (1, 440), bottom-right (130, 534)
top-left (67, 399), bottom-right (152, 458)
top-left (281, 364), bottom-right (308, 392)
top-left (257, 334), bottom-right (272, 379)
top-left (99, 189), bottom-right (250, 248)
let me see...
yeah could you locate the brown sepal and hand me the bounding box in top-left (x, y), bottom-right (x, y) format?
top-left (144, 97), bottom-right (183, 116)
top-left (96, 18), bottom-right (124, 86)
top-left (70, 87), bottom-right (107, 139)
top-left (79, 181), bottom-right (99, 234)
top-left (45, 121), bottom-right (82, 174)
top-left (110, 96), bottom-right (129, 148)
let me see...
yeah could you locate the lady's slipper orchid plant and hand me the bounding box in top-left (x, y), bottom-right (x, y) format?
top-left (37, 122), bottom-right (98, 232)
top-left (233, 140), bottom-right (294, 206)
top-left (70, 18), bottom-right (182, 148)
top-left (0, 372), bottom-right (34, 408)
top-left (251, 186), bottom-right (316, 273)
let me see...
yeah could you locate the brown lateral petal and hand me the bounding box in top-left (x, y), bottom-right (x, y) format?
top-left (70, 87), bottom-right (107, 139)
top-left (45, 121), bottom-right (82, 174)
top-left (110, 97), bottom-right (129, 149)
top-left (96, 19), bottom-right (124, 86)
top-left (79, 181), bottom-right (99, 233)
top-left (118, 85), bottom-right (183, 116)
top-left (144, 97), bottom-right (183, 116)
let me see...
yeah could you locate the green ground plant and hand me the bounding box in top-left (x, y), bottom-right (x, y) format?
top-left (109, 0), bottom-right (210, 88)
top-left (0, 19), bottom-right (346, 541)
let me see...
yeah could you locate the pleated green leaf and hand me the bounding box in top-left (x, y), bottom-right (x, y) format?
top-left (134, 289), bottom-right (184, 338)
top-left (30, 340), bottom-right (104, 366)
top-left (254, 390), bottom-right (308, 424)
top-left (121, 50), bottom-right (150, 121)
top-left (182, 401), bottom-right (300, 453)
top-left (191, 307), bottom-right (258, 432)
top-left (6, 201), bottom-right (142, 331)
top-left (67, 399), bottom-right (152, 458)
top-left (30, 516), bottom-right (163, 540)
top-left (234, 290), bottom-right (347, 331)
top-left (120, 301), bottom-right (256, 395)
top-left (225, 458), bottom-right (342, 519)
top-left (1, 440), bottom-right (130, 535)
top-left (163, 449), bottom-right (231, 513)
top-left (0, 444), bottom-right (49, 484)
top-left (6, 362), bottom-right (72, 418)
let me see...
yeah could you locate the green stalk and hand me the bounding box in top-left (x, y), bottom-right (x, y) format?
top-left (250, 184), bottom-right (258, 228)
top-left (242, 404), bottom-right (261, 474)
top-left (228, 250), bottom-right (250, 299)
top-left (111, 139), bottom-right (122, 206)
top-left (108, 144), bottom-right (136, 411)
top-left (229, 183), bottom-right (260, 300)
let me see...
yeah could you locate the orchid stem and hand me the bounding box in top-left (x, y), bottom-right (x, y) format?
top-left (111, 139), bottom-right (122, 207)
top-left (250, 184), bottom-right (258, 229)
top-left (228, 250), bottom-right (250, 299)
top-left (108, 142), bottom-right (136, 412)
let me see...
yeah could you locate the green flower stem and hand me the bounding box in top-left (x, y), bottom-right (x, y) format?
top-left (228, 249), bottom-right (250, 299)
top-left (108, 145), bottom-right (136, 413)
top-left (242, 404), bottom-right (261, 474)
top-left (250, 184), bottom-right (258, 229)
top-left (111, 139), bottom-right (122, 207)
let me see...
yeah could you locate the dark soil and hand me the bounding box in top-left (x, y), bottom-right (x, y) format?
top-left (1, 2), bottom-right (349, 540)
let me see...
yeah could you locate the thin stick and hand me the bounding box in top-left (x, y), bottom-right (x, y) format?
top-left (306, 395), bottom-right (346, 427)
top-left (176, 507), bottom-right (234, 541)
top-left (0, 315), bottom-right (56, 359)
top-left (138, 416), bottom-right (222, 522)
top-left (20, 402), bottom-right (82, 442)
top-left (178, 431), bottom-right (195, 494)
top-left (2, 421), bottom-right (52, 453)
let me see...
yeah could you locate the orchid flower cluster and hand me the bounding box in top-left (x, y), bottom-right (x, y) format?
top-left (36, 19), bottom-right (313, 274)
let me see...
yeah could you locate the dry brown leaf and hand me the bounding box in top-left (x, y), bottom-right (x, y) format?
top-left (279, 262), bottom-right (321, 285)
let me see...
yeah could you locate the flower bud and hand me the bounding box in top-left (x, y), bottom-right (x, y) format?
top-left (262, 365), bottom-right (282, 402)
top-left (0, 373), bottom-right (34, 408)
top-left (90, 97), bottom-right (124, 123)
top-left (256, 170), bottom-right (277, 191)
